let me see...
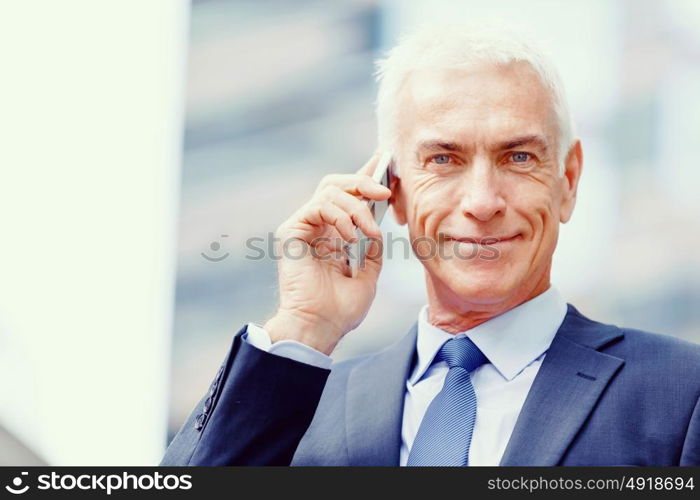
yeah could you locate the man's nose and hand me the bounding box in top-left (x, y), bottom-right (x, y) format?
top-left (458, 161), bottom-right (506, 222)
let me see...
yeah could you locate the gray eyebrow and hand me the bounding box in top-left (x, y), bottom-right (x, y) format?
top-left (495, 135), bottom-right (549, 153)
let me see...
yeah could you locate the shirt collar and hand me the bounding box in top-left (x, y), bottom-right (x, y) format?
top-left (409, 284), bottom-right (568, 385)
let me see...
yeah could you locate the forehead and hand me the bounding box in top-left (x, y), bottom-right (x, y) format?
top-left (395, 61), bottom-right (557, 148)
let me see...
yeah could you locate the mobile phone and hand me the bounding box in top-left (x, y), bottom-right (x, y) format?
top-left (346, 151), bottom-right (394, 277)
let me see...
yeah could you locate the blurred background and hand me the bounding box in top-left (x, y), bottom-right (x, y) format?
top-left (0, 0), bottom-right (699, 465)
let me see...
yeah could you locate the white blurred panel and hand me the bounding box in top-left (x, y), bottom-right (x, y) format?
top-left (657, 66), bottom-right (700, 211)
top-left (0, 0), bottom-right (188, 464)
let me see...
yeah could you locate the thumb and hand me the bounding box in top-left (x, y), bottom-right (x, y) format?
top-left (357, 236), bottom-right (383, 278)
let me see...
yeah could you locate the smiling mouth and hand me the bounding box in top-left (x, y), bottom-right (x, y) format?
top-left (442, 234), bottom-right (520, 244)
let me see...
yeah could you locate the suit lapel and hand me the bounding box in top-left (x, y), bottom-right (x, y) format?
top-left (345, 323), bottom-right (417, 465)
top-left (500, 304), bottom-right (625, 465)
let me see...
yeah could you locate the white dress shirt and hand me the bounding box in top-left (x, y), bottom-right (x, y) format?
top-left (245, 285), bottom-right (567, 466)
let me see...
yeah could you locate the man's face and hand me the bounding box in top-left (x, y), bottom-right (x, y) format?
top-left (391, 61), bottom-right (581, 309)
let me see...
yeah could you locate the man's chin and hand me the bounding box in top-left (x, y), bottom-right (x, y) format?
top-left (433, 266), bottom-right (519, 305)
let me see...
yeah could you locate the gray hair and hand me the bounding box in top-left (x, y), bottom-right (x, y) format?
top-left (374, 23), bottom-right (575, 176)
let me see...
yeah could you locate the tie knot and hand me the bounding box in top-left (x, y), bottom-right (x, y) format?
top-left (437, 336), bottom-right (488, 372)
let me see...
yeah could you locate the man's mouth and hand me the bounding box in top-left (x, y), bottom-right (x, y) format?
top-left (441, 233), bottom-right (521, 245)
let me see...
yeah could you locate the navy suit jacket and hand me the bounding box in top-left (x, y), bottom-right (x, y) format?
top-left (161, 304), bottom-right (700, 466)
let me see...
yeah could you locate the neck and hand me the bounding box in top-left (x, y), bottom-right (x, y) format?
top-left (425, 266), bottom-right (552, 334)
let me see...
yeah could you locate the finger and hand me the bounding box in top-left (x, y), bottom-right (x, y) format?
top-left (354, 234), bottom-right (383, 280)
top-left (365, 236), bottom-right (383, 263)
top-left (355, 174), bottom-right (392, 200)
top-left (318, 174), bottom-right (391, 200)
top-left (331, 189), bottom-right (382, 239)
top-left (311, 234), bottom-right (346, 259)
top-left (303, 201), bottom-right (357, 243)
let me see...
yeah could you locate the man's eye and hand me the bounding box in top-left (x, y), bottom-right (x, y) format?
top-left (431, 154), bottom-right (451, 165)
top-left (511, 152), bottom-right (531, 163)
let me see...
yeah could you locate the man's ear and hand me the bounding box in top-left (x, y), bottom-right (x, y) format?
top-left (389, 167), bottom-right (407, 225)
top-left (559, 139), bottom-right (583, 224)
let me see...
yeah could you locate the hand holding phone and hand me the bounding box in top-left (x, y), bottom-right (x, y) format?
top-left (346, 151), bottom-right (394, 277)
top-left (264, 152), bottom-right (393, 354)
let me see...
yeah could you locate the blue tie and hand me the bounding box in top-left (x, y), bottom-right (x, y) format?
top-left (406, 336), bottom-right (488, 466)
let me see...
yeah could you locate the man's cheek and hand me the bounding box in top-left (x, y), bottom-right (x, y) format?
top-left (412, 204), bottom-right (447, 241)
top-left (516, 194), bottom-right (554, 230)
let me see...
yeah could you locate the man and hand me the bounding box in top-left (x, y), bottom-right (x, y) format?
top-left (162, 24), bottom-right (700, 466)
